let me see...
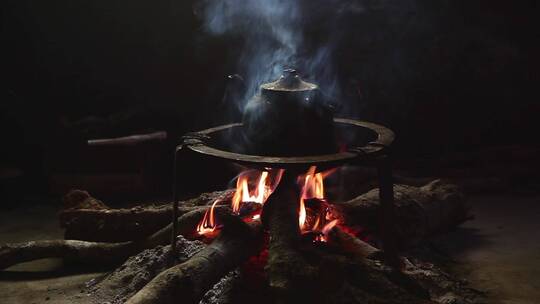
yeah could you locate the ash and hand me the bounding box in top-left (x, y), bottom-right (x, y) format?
top-left (82, 236), bottom-right (205, 304)
top-left (199, 270), bottom-right (242, 304)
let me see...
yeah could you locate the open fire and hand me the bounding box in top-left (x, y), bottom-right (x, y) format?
top-left (297, 166), bottom-right (340, 241)
top-left (196, 199), bottom-right (220, 236)
top-left (197, 169), bottom-right (283, 236)
top-left (231, 169), bottom-right (284, 214)
top-left (197, 166), bottom-right (339, 241)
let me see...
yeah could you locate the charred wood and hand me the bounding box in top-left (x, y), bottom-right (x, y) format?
top-left (61, 179), bottom-right (469, 249)
top-left (332, 180), bottom-right (470, 248)
top-left (0, 240), bottom-right (137, 270)
top-left (60, 190), bottom-right (233, 242)
top-left (126, 215), bottom-right (264, 304)
top-left (261, 172), bottom-right (318, 300)
top-left (0, 207), bottom-right (217, 270)
top-left (326, 226), bottom-right (381, 260)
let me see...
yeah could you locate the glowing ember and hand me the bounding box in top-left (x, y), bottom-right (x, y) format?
top-left (197, 200), bottom-right (219, 236)
top-left (231, 169), bottom-right (283, 214)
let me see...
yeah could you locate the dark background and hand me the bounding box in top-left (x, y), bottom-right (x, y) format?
top-left (1, 0), bottom-right (538, 205)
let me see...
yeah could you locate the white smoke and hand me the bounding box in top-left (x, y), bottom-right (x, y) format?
top-left (198, 0), bottom-right (357, 112)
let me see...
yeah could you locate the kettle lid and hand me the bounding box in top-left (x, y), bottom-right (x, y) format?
top-left (260, 69), bottom-right (318, 92)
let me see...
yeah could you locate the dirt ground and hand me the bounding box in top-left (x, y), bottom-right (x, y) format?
top-left (1, 194), bottom-right (539, 304)
top-left (0, 205), bottom-right (104, 304)
top-left (432, 195), bottom-right (540, 304)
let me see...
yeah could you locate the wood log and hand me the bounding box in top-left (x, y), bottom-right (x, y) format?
top-left (321, 224), bottom-right (481, 304)
top-left (87, 131), bottom-right (167, 146)
top-left (261, 172), bottom-right (317, 299)
top-left (61, 179), bottom-right (468, 247)
top-left (0, 240), bottom-right (137, 270)
top-left (0, 207), bottom-right (218, 270)
top-left (126, 215), bottom-right (264, 304)
top-left (60, 189), bottom-right (233, 242)
top-left (328, 165), bottom-right (515, 197)
top-left (326, 226), bottom-right (381, 260)
top-left (314, 225), bottom-right (431, 302)
top-left (85, 236), bottom-right (207, 303)
top-left (392, 145), bottom-right (540, 194)
top-left (331, 179), bottom-right (470, 248)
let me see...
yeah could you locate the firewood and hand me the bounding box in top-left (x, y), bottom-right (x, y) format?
top-left (61, 179), bottom-right (468, 248)
top-left (60, 189), bottom-right (233, 242)
top-left (86, 236), bottom-right (207, 303)
top-left (0, 240), bottom-right (137, 270)
top-left (326, 226), bottom-right (381, 260)
top-left (60, 205), bottom-right (202, 242)
top-left (325, 226), bottom-right (431, 299)
top-left (87, 131), bottom-right (167, 146)
top-left (330, 166), bottom-right (512, 196)
top-left (126, 215), bottom-right (264, 304)
top-left (0, 207), bottom-right (219, 270)
top-left (261, 172), bottom-right (317, 299)
top-left (331, 179), bottom-right (470, 248)
top-left (1, 183), bottom-right (476, 303)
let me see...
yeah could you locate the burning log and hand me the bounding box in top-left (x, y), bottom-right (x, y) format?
top-left (0, 207), bottom-right (218, 270)
top-left (332, 179), bottom-right (470, 248)
top-left (2, 177), bottom-right (478, 303)
top-left (326, 225), bottom-right (381, 260)
top-left (261, 172), bottom-right (317, 297)
top-left (60, 189), bottom-right (233, 242)
top-left (61, 178), bottom-right (469, 249)
top-left (126, 214), bottom-right (264, 304)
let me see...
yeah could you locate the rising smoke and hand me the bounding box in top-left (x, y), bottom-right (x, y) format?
top-left (197, 0), bottom-right (365, 113)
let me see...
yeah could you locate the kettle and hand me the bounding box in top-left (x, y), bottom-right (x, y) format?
top-left (241, 69), bottom-right (337, 156)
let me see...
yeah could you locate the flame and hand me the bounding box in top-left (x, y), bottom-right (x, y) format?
top-left (301, 166), bottom-right (325, 199)
top-left (315, 219), bottom-right (339, 242)
top-left (197, 200), bottom-right (219, 236)
top-left (322, 219), bottom-right (339, 235)
top-left (299, 198), bottom-right (307, 229)
top-left (312, 215), bottom-right (321, 231)
top-left (299, 166), bottom-right (328, 230)
top-left (231, 169), bottom-right (283, 214)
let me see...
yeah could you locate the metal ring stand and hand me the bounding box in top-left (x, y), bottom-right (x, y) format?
top-left (171, 118), bottom-right (400, 267)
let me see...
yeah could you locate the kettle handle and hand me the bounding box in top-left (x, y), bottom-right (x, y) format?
top-left (222, 74), bottom-right (246, 104)
top-left (225, 74), bottom-right (245, 94)
top-left (221, 74), bottom-right (246, 121)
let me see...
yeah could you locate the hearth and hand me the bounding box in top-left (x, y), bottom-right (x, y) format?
top-left (0, 71), bottom-right (477, 304)
top-left (168, 71), bottom-right (404, 298)
top-left (171, 117), bottom-right (400, 267)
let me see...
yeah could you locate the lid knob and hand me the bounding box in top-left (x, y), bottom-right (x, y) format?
top-left (280, 69), bottom-right (300, 87)
top-left (261, 69), bottom-right (317, 91)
